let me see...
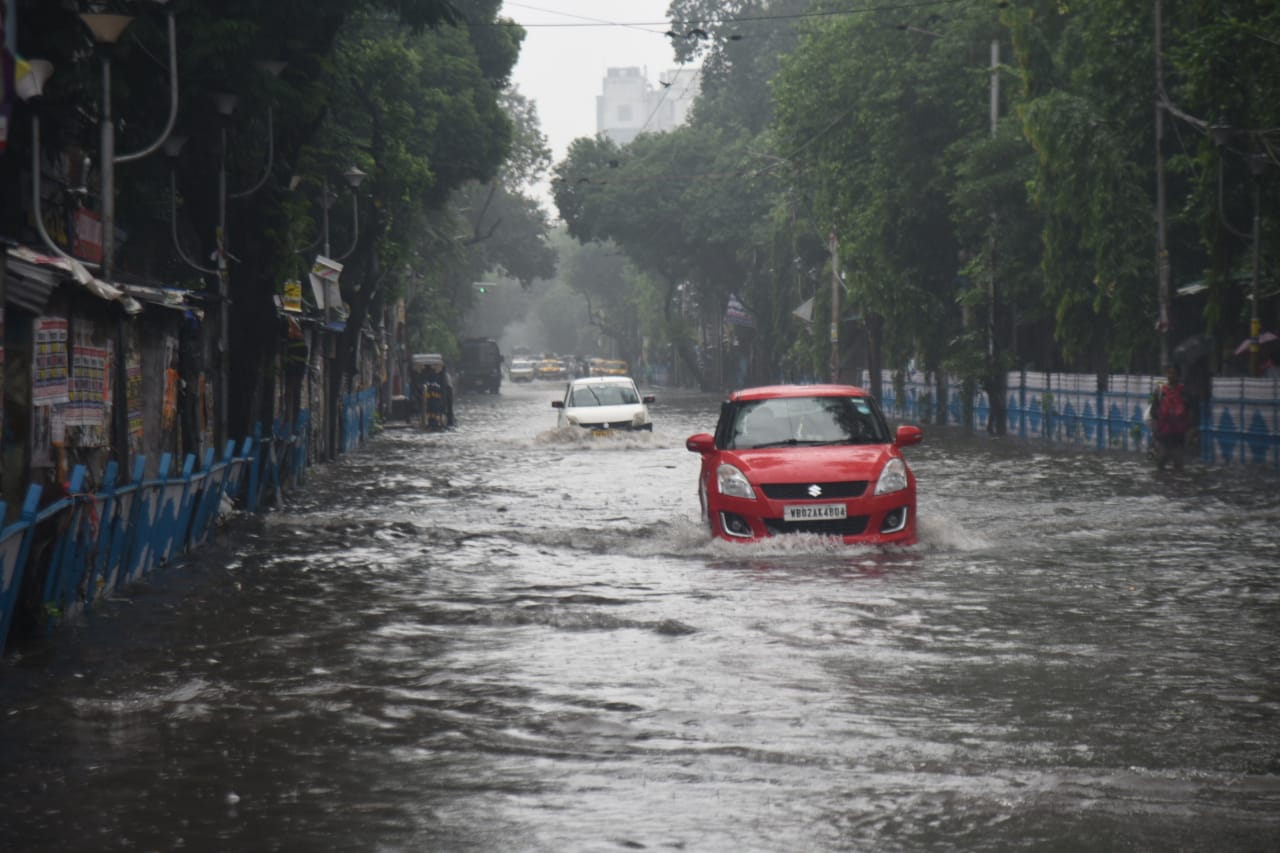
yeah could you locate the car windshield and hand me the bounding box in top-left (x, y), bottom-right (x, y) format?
top-left (569, 383), bottom-right (639, 407)
top-left (725, 396), bottom-right (888, 449)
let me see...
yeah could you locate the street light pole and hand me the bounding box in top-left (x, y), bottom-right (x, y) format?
top-left (290, 167), bottom-right (365, 261)
top-left (829, 229), bottom-right (840, 383)
top-left (988, 37), bottom-right (999, 374)
top-left (322, 178), bottom-right (333, 259)
top-left (337, 167), bottom-right (366, 261)
top-left (79, 13), bottom-right (131, 279)
top-left (79, 9), bottom-right (179, 280)
top-left (212, 92), bottom-right (237, 447)
top-left (1249, 151), bottom-right (1267, 376)
top-left (1154, 0), bottom-right (1172, 368)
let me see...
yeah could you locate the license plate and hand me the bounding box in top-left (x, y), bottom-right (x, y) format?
top-left (784, 503), bottom-right (847, 521)
top-left (591, 429), bottom-right (615, 438)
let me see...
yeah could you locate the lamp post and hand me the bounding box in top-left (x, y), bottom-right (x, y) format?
top-left (79, 5), bottom-right (179, 280)
top-left (828, 229), bottom-right (839, 383)
top-left (1247, 150), bottom-right (1269, 376)
top-left (164, 134), bottom-right (212, 276)
top-left (18, 59), bottom-right (75, 263)
top-left (165, 70), bottom-right (283, 446)
top-left (1210, 122), bottom-right (1271, 376)
top-left (295, 167), bottom-right (366, 261)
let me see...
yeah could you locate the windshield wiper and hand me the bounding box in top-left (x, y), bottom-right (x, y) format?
top-left (751, 439), bottom-right (800, 448)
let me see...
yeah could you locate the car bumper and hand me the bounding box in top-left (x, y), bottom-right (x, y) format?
top-left (707, 492), bottom-right (916, 545)
top-left (572, 422), bottom-right (652, 434)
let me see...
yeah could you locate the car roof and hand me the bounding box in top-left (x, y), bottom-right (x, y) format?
top-left (570, 376), bottom-right (636, 387)
top-left (727, 383), bottom-right (870, 402)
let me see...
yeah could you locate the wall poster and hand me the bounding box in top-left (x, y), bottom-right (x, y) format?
top-left (127, 338), bottom-right (144, 453)
top-left (33, 316), bottom-right (69, 406)
top-left (67, 320), bottom-right (110, 446)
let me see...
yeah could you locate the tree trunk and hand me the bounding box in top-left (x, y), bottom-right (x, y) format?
top-left (865, 313), bottom-right (884, 401)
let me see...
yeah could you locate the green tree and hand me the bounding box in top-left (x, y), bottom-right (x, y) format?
top-left (295, 3), bottom-right (521, 402)
top-left (1012, 1), bottom-right (1158, 376)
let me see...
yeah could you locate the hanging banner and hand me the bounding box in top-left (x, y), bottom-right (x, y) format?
top-left (724, 293), bottom-right (755, 329)
top-left (309, 256), bottom-right (344, 318)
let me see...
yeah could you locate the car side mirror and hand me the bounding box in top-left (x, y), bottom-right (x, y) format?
top-left (551, 400), bottom-right (564, 409)
top-left (642, 395), bottom-right (655, 404)
top-left (686, 432), bottom-right (715, 453)
top-left (895, 425), bottom-right (923, 447)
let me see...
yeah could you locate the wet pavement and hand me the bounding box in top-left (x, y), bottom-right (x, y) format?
top-left (2, 382), bottom-right (1279, 852)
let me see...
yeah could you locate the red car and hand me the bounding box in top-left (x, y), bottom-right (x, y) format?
top-left (686, 384), bottom-right (923, 545)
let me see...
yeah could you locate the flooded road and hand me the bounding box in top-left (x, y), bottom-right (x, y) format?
top-left (3, 382), bottom-right (1279, 852)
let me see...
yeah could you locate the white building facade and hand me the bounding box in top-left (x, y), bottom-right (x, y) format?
top-left (596, 66), bottom-right (701, 145)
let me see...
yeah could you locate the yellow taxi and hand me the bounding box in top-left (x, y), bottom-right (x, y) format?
top-left (536, 358), bottom-right (568, 380)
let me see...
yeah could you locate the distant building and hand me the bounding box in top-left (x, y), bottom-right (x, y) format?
top-left (596, 66), bottom-right (701, 145)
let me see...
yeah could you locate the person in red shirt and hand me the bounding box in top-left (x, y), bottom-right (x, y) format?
top-left (1152, 364), bottom-right (1192, 471)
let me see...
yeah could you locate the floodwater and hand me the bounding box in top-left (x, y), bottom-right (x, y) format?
top-left (2, 382), bottom-right (1279, 852)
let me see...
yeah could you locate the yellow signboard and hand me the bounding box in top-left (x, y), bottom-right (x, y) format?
top-left (282, 279), bottom-right (303, 313)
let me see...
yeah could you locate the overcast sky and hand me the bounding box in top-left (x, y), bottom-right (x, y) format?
top-left (500, 1), bottom-right (688, 211)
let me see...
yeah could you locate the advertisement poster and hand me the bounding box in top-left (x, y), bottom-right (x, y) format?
top-left (68, 325), bottom-right (106, 428)
top-left (72, 208), bottom-right (104, 265)
top-left (162, 366), bottom-right (178, 432)
top-left (127, 344), bottom-right (144, 449)
top-left (33, 317), bottom-right (70, 405)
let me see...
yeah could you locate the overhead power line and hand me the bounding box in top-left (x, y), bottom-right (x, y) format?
top-left (498, 0), bottom-right (968, 30)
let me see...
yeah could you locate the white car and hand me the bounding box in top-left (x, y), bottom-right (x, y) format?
top-left (508, 358), bottom-right (536, 382)
top-left (551, 376), bottom-right (655, 435)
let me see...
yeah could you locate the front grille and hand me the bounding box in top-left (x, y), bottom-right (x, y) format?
top-left (764, 515), bottom-right (870, 536)
top-left (760, 481), bottom-right (868, 500)
top-left (579, 421), bottom-right (639, 431)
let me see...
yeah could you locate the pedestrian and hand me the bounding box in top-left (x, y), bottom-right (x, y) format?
top-left (425, 365), bottom-right (445, 431)
top-left (1152, 363), bottom-right (1193, 471)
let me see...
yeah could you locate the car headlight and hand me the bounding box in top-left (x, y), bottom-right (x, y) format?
top-left (874, 457), bottom-right (908, 495)
top-left (566, 415), bottom-right (580, 426)
top-left (632, 411), bottom-right (648, 427)
top-left (717, 463), bottom-right (755, 500)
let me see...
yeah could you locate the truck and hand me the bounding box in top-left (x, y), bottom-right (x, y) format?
top-left (457, 337), bottom-right (503, 393)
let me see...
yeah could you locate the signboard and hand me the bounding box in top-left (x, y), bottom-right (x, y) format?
top-left (724, 293), bottom-right (755, 328)
top-left (308, 256), bottom-right (344, 318)
top-left (282, 278), bottom-right (303, 313)
top-left (72, 208), bottom-right (104, 264)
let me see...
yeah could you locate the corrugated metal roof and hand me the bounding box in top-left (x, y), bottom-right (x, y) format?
top-left (4, 256), bottom-right (63, 313)
top-left (5, 245), bottom-right (144, 314)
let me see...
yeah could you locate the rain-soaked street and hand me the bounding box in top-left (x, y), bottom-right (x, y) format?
top-left (2, 382), bottom-right (1279, 852)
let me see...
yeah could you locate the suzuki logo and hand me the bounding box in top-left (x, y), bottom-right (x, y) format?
top-left (807, 484), bottom-right (822, 497)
